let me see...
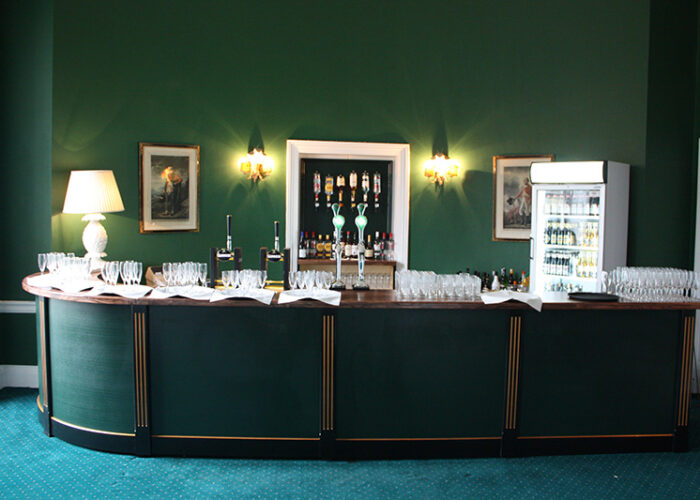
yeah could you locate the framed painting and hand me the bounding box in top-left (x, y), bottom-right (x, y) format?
top-left (493, 154), bottom-right (553, 241)
top-left (139, 143), bottom-right (200, 233)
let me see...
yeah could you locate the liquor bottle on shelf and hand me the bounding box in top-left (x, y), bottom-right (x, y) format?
top-left (336, 174), bottom-right (346, 207)
top-left (316, 234), bottom-right (325, 258)
top-left (365, 234), bottom-right (374, 259)
top-left (351, 232), bottom-right (359, 259)
top-left (349, 171), bottom-right (358, 208)
top-left (313, 172), bottom-right (322, 211)
top-left (324, 175), bottom-right (334, 209)
top-left (324, 234), bottom-right (332, 259)
top-left (373, 172), bottom-right (381, 211)
top-left (385, 233), bottom-right (395, 260)
top-left (298, 231), bottom-right (307, 259)
top-left (490, 271), bottom-right (500, 291)
top-left (373, 231), bottom-right (382, 259)
top-left (309, 232), bottom-right (317, 258)
top-left (508, 269), bottom-right (515, 289)
top-left (361, 171), bottom-right (370, 204)
top-left (216, 214), bottom-right (234, 260)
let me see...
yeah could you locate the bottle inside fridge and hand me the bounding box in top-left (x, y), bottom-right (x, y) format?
top-left (534, 187), bottom-right (603, 294)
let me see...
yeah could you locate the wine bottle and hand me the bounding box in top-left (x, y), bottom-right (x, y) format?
top-left (344, 231), bottom-right (352, 258)
top-left (324, 234), bottom-right (332, 259)
top-left (365, 234), bottom-right (374, 259)
top-left (373, 231), bottom-right (382, 259)
top-left (267, 221), bottom-right (282, 262)
top-left (298, 231), bottom-right (307, 259)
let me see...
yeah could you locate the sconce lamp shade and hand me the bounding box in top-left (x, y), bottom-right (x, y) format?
top-left (63, 170), bottom-right (125, 214)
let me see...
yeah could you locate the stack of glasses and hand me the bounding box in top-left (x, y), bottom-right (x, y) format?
top-left (162, 262), bottom-right (207, 289)
top-left (607, 267), bottom-right (700, 302)
top-left (287, 271), bottom-right (333, 290)
top-left (102, 261), bottom-right (143, 286)
top-left (221, 269), bottom-right (267, 290)
top-left (395, 271), bottom-right (482, 300)
top-left (37, 252), bottom-right (76, 275)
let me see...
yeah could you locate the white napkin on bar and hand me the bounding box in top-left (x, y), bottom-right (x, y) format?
top-left (480, 290), bottom-right (542, 312)
top-left (278, 288), bottom-right (341, 306)
top-left (149, 285), bottom-right (213, 300)
top-left (26, 274), bottom-right (60, 289)
top-left (210, 288), bottom-right (276, 305)
top-left (86, 284), bottom-right (152, 299)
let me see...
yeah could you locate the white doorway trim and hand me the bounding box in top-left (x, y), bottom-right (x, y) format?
top-left (286, 140), bottom-right (411, 272)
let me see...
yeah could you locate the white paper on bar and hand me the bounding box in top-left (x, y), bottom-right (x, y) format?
top-left (26, 274), bottom-right (60, 289)
top-left (210, 288), bottom-right (275, 305)
top-left (86, 284), bottom-right (152, 299)
top-left (54, 278), bottom-right (103, 294)
top-left (150, 285), bottom-right (213, 301)
top-left (480, 290), bottom-right (543, 312)
top-left (278, 288), bottom-right (341, 306)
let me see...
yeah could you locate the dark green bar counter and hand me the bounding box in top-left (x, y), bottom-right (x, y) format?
top-left (23, 276), bottom-right (697, 459)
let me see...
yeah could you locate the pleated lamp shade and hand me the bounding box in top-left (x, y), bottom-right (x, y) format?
top-left (63, 170), bottom-right (125, 214)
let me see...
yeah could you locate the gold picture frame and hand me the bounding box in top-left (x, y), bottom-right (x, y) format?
top-left (493, 154), bottom-right (553, 241)
top-left (139, 142), bottom-right (200, 233)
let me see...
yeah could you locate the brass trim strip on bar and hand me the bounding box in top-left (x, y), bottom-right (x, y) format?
top-left (51, 416), bottom-right (135, 437)
top-left (518, 433), bottom-right (673, 440)
top-left (505, 315), bottom-right (522, 430)
top-left (512, 316), bottom-right (522, 428)
top-left (152, 434), bottom-right (319, 441)
top-left (141, 312), bottom-right (148, 428)
top-left (39, 298), bottom-right (47, 407)
top-left (330, 315), bottom-right (334, 430)
top-left (336, 437), bottom-right (502, 442)
top-left (133, 312), bottom-right (148, 429)
top-left (505, 317), bottom-right (514, 429)
top-left (677, 315), bottom-right (694, 427)
top-left (685, 316), bottom-right (695, 425)
top-left (677, 317), bottom-right (688, 426)
top-left (321, 314), bottom-right (335, 432)
top-left (36, 394), bottom-right (44, 413)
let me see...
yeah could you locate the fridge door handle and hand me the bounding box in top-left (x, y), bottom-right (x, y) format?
top-left (529, 237), bottom-right (534, 260)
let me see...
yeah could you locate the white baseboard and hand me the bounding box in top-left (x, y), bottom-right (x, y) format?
top-left (0, 365), bottom-right (38, 389)
top-left (0, 300), bottom-right (35, 314)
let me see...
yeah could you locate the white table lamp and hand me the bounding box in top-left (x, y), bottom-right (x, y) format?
top-left (62, 170), bottom-right (125, 270)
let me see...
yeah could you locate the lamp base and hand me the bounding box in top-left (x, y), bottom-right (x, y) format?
top-left (81, 214), bottom-right (108, 271)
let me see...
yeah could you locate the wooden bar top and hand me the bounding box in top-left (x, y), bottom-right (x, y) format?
top-left (21, 274), bottom-right (700, 310)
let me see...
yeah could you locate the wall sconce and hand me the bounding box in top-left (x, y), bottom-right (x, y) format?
top-left (423, 154), bottom-right (461, 185)
top-left (238, 149), bottom-right (274, 182)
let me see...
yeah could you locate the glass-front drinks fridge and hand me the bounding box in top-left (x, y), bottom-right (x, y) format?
top-left (528, 161), bottom-right (630, 298)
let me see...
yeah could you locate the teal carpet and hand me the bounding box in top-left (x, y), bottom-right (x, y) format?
top-left (1, 389), bottom-right (699, 499)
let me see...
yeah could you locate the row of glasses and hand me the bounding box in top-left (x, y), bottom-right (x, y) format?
top-left (221, 269), bottom-right (267, 290)
top-left (162, 262), bottom-right (207, 290)
top-left (102, 261), bottom-right (143, 286)
top-left (37, 252), bottom-right (76, 275)
top-left (609, 267), bottom-right (700, 302)
top-left (288, 271), bottom-right (333, 290)
top-left (340, 273), bottom-right (392, 290)
top-left (395, 270), bottom-right (482, 300)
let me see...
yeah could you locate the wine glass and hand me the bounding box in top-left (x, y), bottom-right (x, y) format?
top-left (198, 263), bottom-right (207, 287)
top-left (162, 263), bottom-right (172, 291)
top-left (37, 253), bottom-right (47, 274)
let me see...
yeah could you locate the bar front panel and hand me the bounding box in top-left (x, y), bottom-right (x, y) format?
top-left (335, 309), bottom-right (509, 439)
top-left (518, 310), bottom-right (680, 437)
top-left (148, 306), bottom-right (322, 438)
top-left (48, 300), bottom-right (135, 434)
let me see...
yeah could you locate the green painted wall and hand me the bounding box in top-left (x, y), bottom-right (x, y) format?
top-left (0, 0), bottom-right (53, 366)
top-left (52, 0), bottom-right (657, 274)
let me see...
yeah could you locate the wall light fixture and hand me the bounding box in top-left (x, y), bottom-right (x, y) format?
top-left (239, 149), bottom-right (274, 182)
top-left (423, 154), bottom-right (460, 185)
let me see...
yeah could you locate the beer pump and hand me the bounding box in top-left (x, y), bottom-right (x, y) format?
top-left (209, 214), bottom-right (242, 288)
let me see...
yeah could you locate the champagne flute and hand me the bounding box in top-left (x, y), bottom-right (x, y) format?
top-left (38, 253), bottom-right (47, 274)
top-left (198, 263), bottom-right (207, 287)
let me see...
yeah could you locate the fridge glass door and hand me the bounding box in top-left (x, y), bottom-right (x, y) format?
top-left (533, 185), bottom-right (603, 295)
